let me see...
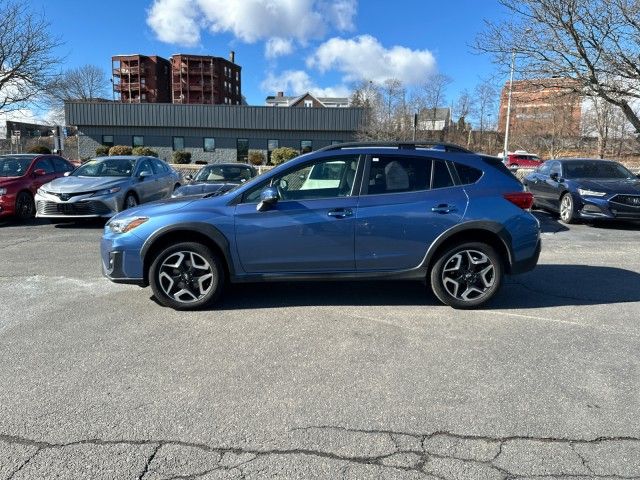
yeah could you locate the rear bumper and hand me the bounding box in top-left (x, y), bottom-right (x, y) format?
top-left (510, 238), bottom-right (541, 274)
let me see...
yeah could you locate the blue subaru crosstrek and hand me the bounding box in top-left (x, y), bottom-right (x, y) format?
top-left (101, 142), bottom-right (541, 310)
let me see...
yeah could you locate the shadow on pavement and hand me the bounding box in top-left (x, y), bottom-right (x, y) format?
top-left (202, 264), bottom-right (640, 311)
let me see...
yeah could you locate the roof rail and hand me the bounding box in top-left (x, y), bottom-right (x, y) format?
top-left (316, 141), bottom-right (474, 154)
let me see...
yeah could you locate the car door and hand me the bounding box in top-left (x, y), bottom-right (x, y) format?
top-left (355, 154), bottom-right (467, 271)
top-left (30, 157), bottom-right (58, 193)
top-left (539, 161), bottom-right (563, 210)
top-left (234, 154), bottom-right (361, 273)
top-left (134, 159), bottom-right (157, 203)
top-left (151, 158), bottom-right (174, 198)
top-left (525, 162), bottom-right (552, 208)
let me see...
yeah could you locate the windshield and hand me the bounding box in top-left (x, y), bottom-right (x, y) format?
top-left (73, 159), bottom-right (136, 177)
top-left (195, 165), bottom-right (253, 183)
top-left (563, 161), bottom-right (634, 180)
top-left (0, 157), bottom-right (33, 177)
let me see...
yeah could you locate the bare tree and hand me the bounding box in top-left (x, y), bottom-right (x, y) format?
top-left (45, 65), bottom-right (109, 103)
top-left (412, 73), bottom-right (452, 129)
top-left (476, 0), bottom-right (640, 139)
top-left (473, 80), bottom-right (499, 134)
top-left (0, 1), bottom-right (60, 112)
top-left (454, 89), bottom-right (475, 129)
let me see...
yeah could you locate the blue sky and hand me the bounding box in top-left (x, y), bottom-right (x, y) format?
top-left (29, 0), bottom-right (508, 106)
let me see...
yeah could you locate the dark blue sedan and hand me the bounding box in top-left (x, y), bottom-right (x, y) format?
top-left (523, 158), bottom-right (640, 223)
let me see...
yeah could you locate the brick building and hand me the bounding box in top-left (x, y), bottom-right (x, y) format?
top-left (171, 52), bottom-right (241, 105)
top-left (497, 78), bottom-right (583, 137)
top-left (111, 52), bottom-right (241, 105)
top-left (111, 55), bottom-right (171, 103)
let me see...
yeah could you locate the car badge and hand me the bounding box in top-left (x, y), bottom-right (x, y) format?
top-left (60, 194), bottom-right (69, 201)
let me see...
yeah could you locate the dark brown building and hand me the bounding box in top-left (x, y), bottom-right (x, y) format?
top-left (171, 52), bottom-right (242, 105)
top-left (112, 54), bottom-right (171, 103)
top-left (497, 78), bottom-right (583, 137)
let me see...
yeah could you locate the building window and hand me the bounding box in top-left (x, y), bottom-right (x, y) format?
top-left (304, 100), bottom-right (313, 108)
top-left (267, 139), bottom-right (279, 164)
top-left (235, 86), bottom-right (239, 95)
top-left (301, 140), bottom-right (312, 153)
top-left (237, 138), bottom-right (249, 162)
top-left (133, 136), bottom-right (144, 147)
top-left (102, 135), bottom-right (114, 147)
top-left (203, 137), bottom-right (215, 152)
top-left (235, 71), bottom-right (239, 81)
top-left (173, 136), bottom-right (185, 151)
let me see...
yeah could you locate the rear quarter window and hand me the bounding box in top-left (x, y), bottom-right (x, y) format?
top-left (454, 163), bottom-right (483, 185)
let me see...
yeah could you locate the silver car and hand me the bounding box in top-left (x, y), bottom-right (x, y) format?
top-left (35, 156), bottom-right (180, 219)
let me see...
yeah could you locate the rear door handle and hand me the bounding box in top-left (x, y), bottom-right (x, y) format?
top-left (327, 208), bottom-right (353, 218)
top-left (431, 203), bottom-right (457, 214)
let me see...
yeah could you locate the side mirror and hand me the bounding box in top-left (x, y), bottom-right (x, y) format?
top-left (636, 173), bottom-right (640, 179)
top-left (64, 171), bottom-right (71, 177)
top-left (139, 170), bottom-right (152, 180)
top-left (256, 186), bottom-right (279, 212)
top-left (549, 172), bottom-right (559, 181)
top-left (185, 174), bottom-right (193, 182)
top-left (33, 168), bottom-right (46, 176)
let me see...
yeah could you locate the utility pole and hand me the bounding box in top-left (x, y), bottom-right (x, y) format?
top-left (502, 50), bottom-right (515, 160)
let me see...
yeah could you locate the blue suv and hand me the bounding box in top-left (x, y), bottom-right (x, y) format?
top-left (101, 142), bottom-right (541, 310)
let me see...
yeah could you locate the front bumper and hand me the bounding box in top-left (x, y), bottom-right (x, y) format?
top-left (577, 194), bottom-right (640, 220)
top-left (35, 191), bottom-right (122, 218)
top-left (101, 234), bottom-right (146, 286)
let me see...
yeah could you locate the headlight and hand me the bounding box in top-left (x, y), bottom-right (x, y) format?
top-left (0, 188), bottom-right (6, 196)
top-left (577, 188), bottom-right (607, 197)
top-left (108, 216), bottom-right (149, 234)
top-left (94, 186), bottom-right (121, 196)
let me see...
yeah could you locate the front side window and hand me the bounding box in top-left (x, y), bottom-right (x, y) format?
top-left (138, 159), bottom-right (154, 176)
top-left (204, 138), bottom-right (215, 152)
top-left (173, 137), bottom-right (185, 151)
top-left (549, 162), bottom-right (562, 177)
top-left (366, 156), bottom-right (431, 195)
top-left (52, 157), bottom-right (74, 173)
top-left (538, 162), bottom-right (552, 175)
top-left (34, 158), bottom-right (55, 174)
top-left (243, 155), bottom-right (359, 203)
top-left (151, 158), bottom-right (168, 173)
top-left (133, 135), bottom-right (144, 147)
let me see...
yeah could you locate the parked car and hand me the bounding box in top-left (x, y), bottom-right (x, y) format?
top-left (503, 150), bottom-right (544, 169)
top-left (172, 163), bottom-right (257, 198)
top-left (101, 141), bottom-right (540, 311)
top-left (0, 153), bottom-right (75, 220)
top-left (523, 158), bottom-right (640, 223)
top-left (35, 156), bottom-right (180, 219)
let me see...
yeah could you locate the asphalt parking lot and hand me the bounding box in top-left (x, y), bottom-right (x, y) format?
top-left (1, 212), bottom-right (640, 479)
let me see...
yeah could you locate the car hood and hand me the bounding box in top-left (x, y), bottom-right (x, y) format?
top-left (573, 178), bottom-right (640, 195)
top-left (110, 196), bottom-right (198, 222)
top-left (173, 182), bottom-right (237, 197)
top-left (44, 176), bottom-right (130, 193)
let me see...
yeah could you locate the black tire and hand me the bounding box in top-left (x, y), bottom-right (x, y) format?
top-left (15, 191), bottom-right (35, 220)
top-left (430, 242), bottom-right (503, 309)
top-left (559, 193), bottom-right (577, 224)
top-left (123, 192), bottom-right (138, 210)
top-left (149, 242), bottom-right (224, 310)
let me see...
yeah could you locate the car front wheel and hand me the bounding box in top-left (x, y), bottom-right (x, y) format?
top-left (149, 242), bottom-right (224, 310)
top-left (559, 193), bottom-right (577, 224)
top-left (15, 191), bottom-right (35, 219)
top-left (430, 242), bottom-right (503, 309)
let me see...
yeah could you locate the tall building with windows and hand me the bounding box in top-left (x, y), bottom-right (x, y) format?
top-left (111, 54), bottom-right (171, 103)
top-left (171, 52), bottom-right (241, 105)
top-left (112, 52), bottom-right (241, 105)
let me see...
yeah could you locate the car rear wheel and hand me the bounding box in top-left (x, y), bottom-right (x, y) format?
top-left (149, 242), bottom-right (224, 310)
top-left (15, 192), bottom-right (35, 220)
top-left (123, 193), bottom-right (138, 210)
top-left (559, 193), bottom-right (577, 224)
top-left (430, 242), bottom-right (503, 309)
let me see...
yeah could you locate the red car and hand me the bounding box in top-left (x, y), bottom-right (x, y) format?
top-left (504, 151), bottom-right (544, 169)
top-left (0, 154), bottom-right (76, 220)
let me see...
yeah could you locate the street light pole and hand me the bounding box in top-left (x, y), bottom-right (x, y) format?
top-left (503, 50), bottom-right (516, 160)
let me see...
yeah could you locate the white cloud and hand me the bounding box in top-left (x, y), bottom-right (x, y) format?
top-left (265, 38), bottom-right (294, 59)
top-left (308, 35), bottom-right (437, 86)
top-left (147, 0), bottom-right (201, 46)
top-left (261, 70), bottom-right (350, 98)
top-left (147, 0), bottom-right (357, 51)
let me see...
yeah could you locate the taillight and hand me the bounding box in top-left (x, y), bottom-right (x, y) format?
top-left (504, 192), bottom-right (534, 210)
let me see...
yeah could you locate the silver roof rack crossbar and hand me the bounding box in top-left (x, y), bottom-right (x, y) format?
top-left (316, 141), bottom-right (473, 154)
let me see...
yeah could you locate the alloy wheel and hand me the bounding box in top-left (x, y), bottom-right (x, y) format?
top-left (441, 249), bottom-right (496, 302)
top-left (560, 194), bottom-right (572, 221)
top-left (16, 193), bottom-right (34, 219)
top-left (125, 194), bottom-right (138, 209)
top-left (157, 251), bottom-right (216, 304)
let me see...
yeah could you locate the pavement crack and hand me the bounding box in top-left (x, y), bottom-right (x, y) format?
top-left (137, 442), bottom-right (161, 480)
top-left (5, 447), bottom-right (41, 480)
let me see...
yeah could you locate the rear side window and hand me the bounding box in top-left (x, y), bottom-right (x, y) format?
top-left (454, 163), bottom-right (483, 185)
top-left (366, 156), bottom-right (431, 195)
top-left (431, 160), bottom-right (455, 189)
top-left (34, 158), bottom-right (55, 174)
top-left (151, 158), bottom-right (168, 174)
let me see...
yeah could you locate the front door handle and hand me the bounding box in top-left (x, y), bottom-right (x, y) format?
top-left (327, 208), bottom-right (353, 218)
top-left (431, 203), bottom-right (457, 214)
